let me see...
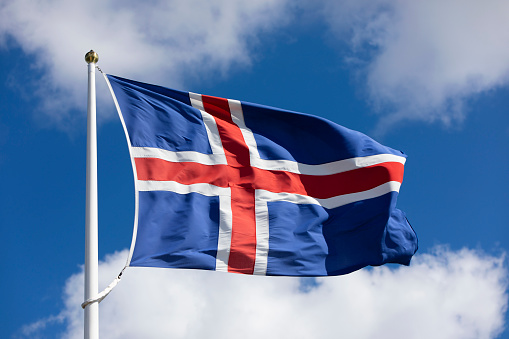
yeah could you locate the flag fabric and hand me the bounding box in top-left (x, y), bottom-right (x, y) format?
top-left (105, 74), bottom-right (418, 277)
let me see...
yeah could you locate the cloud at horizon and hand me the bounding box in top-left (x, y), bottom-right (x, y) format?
top-left (19, 247), bottom-right (508, 339)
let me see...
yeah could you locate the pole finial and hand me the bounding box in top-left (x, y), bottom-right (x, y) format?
top-left (85, 50), bottom-right (99, 64)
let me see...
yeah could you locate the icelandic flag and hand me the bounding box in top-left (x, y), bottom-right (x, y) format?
top-left (105, 74), bottom-right (418, 277)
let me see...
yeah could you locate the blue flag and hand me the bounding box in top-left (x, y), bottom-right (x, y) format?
top-left (106, 74), bottom-right (417, 276)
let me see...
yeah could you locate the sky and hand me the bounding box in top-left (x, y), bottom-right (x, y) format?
top-left (1, 0), bottom-right (508, 338)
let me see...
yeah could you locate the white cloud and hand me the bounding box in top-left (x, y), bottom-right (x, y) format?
top-left (0, 0), bottom-right (290, 128)
top-left (18, 314), bottom-right (64, 339)
top-left (319, 0), bottom-right (509, 130)
top-left (3, 0), bottom-right (508, 131)
top-left (21, 247), bottom-right (508, 338)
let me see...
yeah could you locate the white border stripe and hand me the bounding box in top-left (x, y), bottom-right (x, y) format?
top-left (228, 99), bottom-right (261, 160)
top-left (137, 180), bottom-right (229, 196)
top-left (132, 146), bottom-right (227, 165)
top-left (250, 153), bottom-right (406, 176)
top-left (190, 92), bottom-right (226, 160)
top-left (216, 194), bottom-right (233, 272)
top-left (253, 195), bottom-right (270, 275)
top-left (256, 181), bottom-right (402, 209)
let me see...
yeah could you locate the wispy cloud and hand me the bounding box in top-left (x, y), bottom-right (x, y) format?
top-left (22, 247), bottom-right (508, 338)
top-left (318, 0), bottom-right (509, 131)
top-left (16, 314), bottom-right (64, 339)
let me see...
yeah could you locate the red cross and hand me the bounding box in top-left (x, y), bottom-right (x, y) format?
top-left (134, 95), bottom-right (404, 274)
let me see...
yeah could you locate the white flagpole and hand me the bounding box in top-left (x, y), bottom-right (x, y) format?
top-left (84, 50), bottom-right (99, 339)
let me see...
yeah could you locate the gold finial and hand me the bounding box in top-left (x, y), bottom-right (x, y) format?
top-left (85, 50), bottom-right (99, 64)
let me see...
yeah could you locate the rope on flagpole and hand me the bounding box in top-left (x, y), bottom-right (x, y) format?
top-left (81, 267), bottom-right (125, 309)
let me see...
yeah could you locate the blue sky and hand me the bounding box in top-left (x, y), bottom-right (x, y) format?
top-left (1, 1), bottom-right (508, 338)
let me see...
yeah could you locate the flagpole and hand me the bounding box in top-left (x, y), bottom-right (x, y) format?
top-left (84, 50), bottom-right (99, 339)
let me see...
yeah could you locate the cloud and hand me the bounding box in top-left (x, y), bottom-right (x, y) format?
top-left (0, 0), bottom-right (291, 128)
top-left (20, 247), bottom-right (508, 338)
top-left (18, 314), bottom-right (64, 339)
top-left (3, 0), bottom-right (508, 132)
top-left (318, 0), bottom-right (509, 130)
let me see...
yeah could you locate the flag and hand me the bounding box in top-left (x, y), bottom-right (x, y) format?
top-left (105, 74), bottom-right (418, 277)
